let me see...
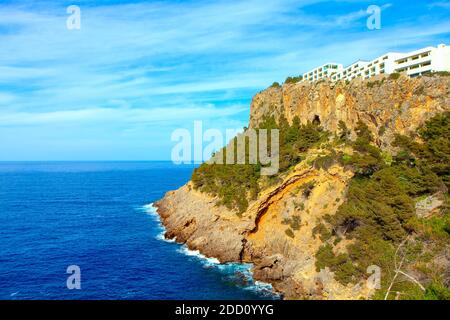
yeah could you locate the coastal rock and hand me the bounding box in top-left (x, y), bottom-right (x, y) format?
top-left (155, 75), bottom-right (450, 299)
top-left (250, 75), bottom-right (449, 150)
top-left (155, 183), bottom-right (252, 263)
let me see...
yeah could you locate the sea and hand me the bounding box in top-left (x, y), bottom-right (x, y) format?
top-left (0, 161), bottom-right (278, 300)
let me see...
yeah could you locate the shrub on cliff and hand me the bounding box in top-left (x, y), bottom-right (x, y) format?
top-left (192, 115), bottom-right (329, 214)
top-left (315, 112), bottom-right (449, 299)
top-left (285, 228), bottom-right (295, 238)
top-left (389, 72), bottom-right (401, 80)
top-left (270, 82), bottom-right (281, 88)
top-left (393, 111), bottom-right (450, 189)
top-left (344, 121), bottom-right (385, 176)
top-left (192, 162), bottom-right (260, 215)
top-left (285, 76), bottom-right (303, 84)
top-left (431, 71), bottom-right (450, 77)
top-left (337, 120), bottom-right (351, 142)
top-left (312, 222), bottom-right (332, 241)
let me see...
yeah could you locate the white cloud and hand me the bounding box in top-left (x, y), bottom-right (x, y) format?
top-left (0, 0), bottom-right (448, 159)
top-left (0, 104), bottom-right (247, 126)
top-left (428, 2), bottom-right (450, 9)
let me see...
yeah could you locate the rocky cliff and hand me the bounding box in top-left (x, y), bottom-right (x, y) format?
top-left (155, 74), bottom-right (449, 300)
top-left (250, 75), bottom-right (449, 150)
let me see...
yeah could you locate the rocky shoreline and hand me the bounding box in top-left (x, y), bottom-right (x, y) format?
top-left (155, 75), bottom-right (449, 299)
top-left (154, 163), bottom-right (367, 299)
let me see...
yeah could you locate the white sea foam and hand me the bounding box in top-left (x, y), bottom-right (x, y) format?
top-left (141, 203), bottom-right (177, 243)
top-left (142, 203), bottom-right (158, 216)
top-left (175, 245), bottom-right (278, 297)
top-left (140, 202), bottom-right (279, 298)
top-left (156, 231), bottom-right (176, 243)
top-left (243, 280), bottom-right (278, 297)
top-left (176, 245), bottom-right (220, 265)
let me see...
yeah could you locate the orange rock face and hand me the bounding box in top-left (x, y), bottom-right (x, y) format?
top-left (156, 75), bottom-right (449, 300)
top-left (250, 75), bottom-right (449, 150)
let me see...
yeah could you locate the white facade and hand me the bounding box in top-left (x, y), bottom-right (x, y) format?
top-left (332, 60), bottom-right (369, 81)
top-left (301, 44), bottom-right (450, 83)
top-left (302, 63), bottom-right (343, 82)
top-left (393, 44), bottom-right (450, 78)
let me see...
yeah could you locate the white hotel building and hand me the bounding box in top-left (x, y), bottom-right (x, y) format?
top-left (301, 44), bottom-right (450, 82)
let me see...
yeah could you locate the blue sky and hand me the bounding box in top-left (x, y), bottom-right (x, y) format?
top-left (0, 0), bottom-right (449, 160)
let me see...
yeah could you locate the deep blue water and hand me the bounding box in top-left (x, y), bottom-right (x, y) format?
top-left (0, 161), bottom-right (276, 300)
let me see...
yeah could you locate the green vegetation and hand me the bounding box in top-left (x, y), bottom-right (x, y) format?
top-left (270, 82), bottom-right (281, 88)
top-left (366, 79), bottom-right (385, 88)
top-left (315, 244), bottom-right (356, 284)
top-left (426, 71), bottom-right (450, 77)
top-left (191, 115), bottom-right (329, 214)
top-left (285, 76), bottom-right (303, 84)
top-left (191, 162), bottom-right (260, 215)
top-left (192, 86), bottom-right (448, 298)
top-left (314, 112), bottom-right (450, 299)
top-left (378, 125), bottom-right (386, 136)
top-left (285, 228), bottom-right (295, 238)
top-left (312, 222), bottom-right (332, 241)
top-left (337, 120), bottom-right (351, 143)
top-left (414, 85), bottom-right (425, 96)
top-left (392, 111), bottom-right (450, 189)
top-left (300, 180), bottom-right (316, 198)
top-left (314, 152), bottom-right (338, 171)
top-left (341, 121), bottom-right (385, 176)
top-left (389, 72), bottom-right (401, 80)
top-left (283, 215), bottom-right (301, 230)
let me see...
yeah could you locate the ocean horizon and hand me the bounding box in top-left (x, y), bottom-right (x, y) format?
top-left (0, 161), bottom-right (277, 300)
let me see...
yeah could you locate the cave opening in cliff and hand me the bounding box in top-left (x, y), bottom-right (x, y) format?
top-left (312, 115), bottom-right (321, 125)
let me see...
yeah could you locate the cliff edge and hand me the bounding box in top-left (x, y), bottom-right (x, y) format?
top-left (156, 74), bottom-right (450, 300)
